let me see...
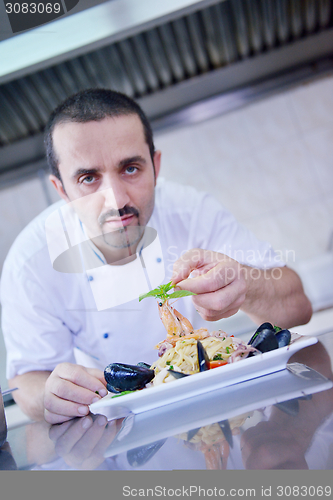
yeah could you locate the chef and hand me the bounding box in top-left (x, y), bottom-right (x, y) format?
top-left (1, 89), bottom-right (312, 424)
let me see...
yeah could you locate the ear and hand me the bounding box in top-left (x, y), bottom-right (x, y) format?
top-left (49, 175), bottom-right (69, 202)
top-left (153, 150), bottom-right (161, 185)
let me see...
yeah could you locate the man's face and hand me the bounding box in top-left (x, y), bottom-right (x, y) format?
top-left (50, 115), bottom-right (161, 260)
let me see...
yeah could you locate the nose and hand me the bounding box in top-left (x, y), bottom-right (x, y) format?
top-left (101, 178), bottom-right (130, 212)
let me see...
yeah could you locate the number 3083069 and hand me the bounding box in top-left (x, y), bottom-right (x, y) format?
top-left (276, 485), bottom-right (331, 497)
top-left (5, 3), bottom-right (61, 14)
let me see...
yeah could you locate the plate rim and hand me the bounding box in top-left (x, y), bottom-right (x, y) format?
top-left (90, 334), bottom-right (318, 414)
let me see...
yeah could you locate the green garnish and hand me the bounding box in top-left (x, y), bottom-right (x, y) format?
top-left (139, 281), bottom-right (196, 303)
top-left (213, 354), bottom-right (223, 360)
top-left (169, 365), bottom-right (174, 370)
top-left (274, 325), bottom-right (282, 332)
top-left (226, 347), bottom-right (230, 354)
top-left (166, 361), bottom-right (171, 365)
top-left (111, 390), bottom-right (137, 398)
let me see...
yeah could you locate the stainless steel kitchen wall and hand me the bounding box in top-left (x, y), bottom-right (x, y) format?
top-left (0, 0), bottom-right (332, 180)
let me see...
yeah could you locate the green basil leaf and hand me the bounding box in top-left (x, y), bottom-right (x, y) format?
top-left (161, 281), bottom-right (173, 293)
top-left (139, 289), bottom-right (162, 301)
top-left (167, 290), bottom-right (197, 299)
top-left (111, 390), bottom-right (137, 398)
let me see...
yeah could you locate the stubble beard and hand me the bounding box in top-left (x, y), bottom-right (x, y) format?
top-left (101, 221), bottom-right (144, 250)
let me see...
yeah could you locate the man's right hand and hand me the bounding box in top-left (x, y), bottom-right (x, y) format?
top-left (44, 363), bottom-right (108, 424)
top-left (48, 414), bottom-right (119, 469)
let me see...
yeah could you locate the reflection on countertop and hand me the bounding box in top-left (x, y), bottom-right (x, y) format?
top-left (1, 333), bottom-right (333, 471)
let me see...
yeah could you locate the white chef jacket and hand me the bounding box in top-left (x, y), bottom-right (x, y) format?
top-left (1, 179), bottom-right (284, 379)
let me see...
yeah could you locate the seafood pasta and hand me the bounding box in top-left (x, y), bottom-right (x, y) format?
top-left (152, 332), bottom-right (252, 385)
top-left (177, 412), bottom-right (252, 469)
top-left (104, 283), bottom-right (291, 393)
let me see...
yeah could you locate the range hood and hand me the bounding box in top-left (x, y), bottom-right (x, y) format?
top-left (0, 0), bottom-right (332, 181)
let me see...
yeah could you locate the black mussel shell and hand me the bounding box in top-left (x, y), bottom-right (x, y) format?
top-left (168, 369), bottom-right (190, 379)
top-left (257, 322), bottom-right (274, 332)
top-left (127, 439), bottom-right (167, 467)
top-left (250, 328), bottom-right (279, 353)
top-left (104, 363), bottom-right (154, 393)
top-left (274, 398), bottom-right (299, 416)
top-left (197, 340), bottom-right (210, 372)
top-left (248, 322), bottom-right (274, 345)
top-left (187, 427), bottom-right (201, 441)
top-left (298, 394), bottom-right (312, 401)
top-left (218, 420), bottom-right (234, 448)
top-left (137, 362), bottom-right (151, 369)
top-left (275, 329), bottom-right (291, 348)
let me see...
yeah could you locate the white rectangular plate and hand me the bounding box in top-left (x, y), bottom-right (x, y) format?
top-left (90, 335), bottom-right (318, 418)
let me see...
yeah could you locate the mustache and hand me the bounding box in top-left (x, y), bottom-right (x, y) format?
top-left (98, 206), bottom-right (139, 225)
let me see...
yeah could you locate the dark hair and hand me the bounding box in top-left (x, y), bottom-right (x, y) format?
top-left (44, 88), bottom-right (155, 180)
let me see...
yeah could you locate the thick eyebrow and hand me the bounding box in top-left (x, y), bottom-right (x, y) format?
top-left (118, 156), bottom-right (147, 168)
top-left (72, 168), bottom-right (99, 180)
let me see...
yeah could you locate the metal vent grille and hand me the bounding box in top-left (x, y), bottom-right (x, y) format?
top-left (0, 0), bottom-right (332, 147)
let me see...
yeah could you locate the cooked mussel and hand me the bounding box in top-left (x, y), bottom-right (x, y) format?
top-left (137, 362), bottom-right (151, 369)
top-left (218, 420), bottom-right (234, 448)
top-left (275, 329), bottom-right (291, 348)
top-left (247, 322), bottom-right (274, 345)
top-left (248, 327), bottom-right (279, 353)
top-left (168, 369), bottom-right (189, 379)
top-left (104, 363), bottom-right (154, 393)
top-left (197, 340), bottom-right (210, 371)
top-left (127, 439), bottom-right (167, 467)
top-left (168, 340), bottom-right (210, 379)
top-left (187, 427), bottom-right (201, 440)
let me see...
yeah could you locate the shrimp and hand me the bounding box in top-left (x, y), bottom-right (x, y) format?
top-left (156, 327), bottom-right (210, 350)
top-left (157, 299), bottom-right (194, 338)
top-left (203, 441), bottom-right (230, 470)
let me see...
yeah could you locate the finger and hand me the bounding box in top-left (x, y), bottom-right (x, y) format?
top-left (240, 422), bottom-right (275, 457)
top-left (81, 420), bottom-right (118, 470)
top-left (86, 368), bottom-right (107, 388)
top-left (44, 408), bottom-right (82, 425)
top-left (176, 261), bottom-right (240, 295)
top-left (44, 393), bottom-right (92, 424)
top-left (195, 306), bottom-right (240, 322)
top-left (56, 364), bottom-right (107, 396)
top-left (71, 415), bottom-right (108, 459)
top-left (192, 280), bottom-right (246, 313)
top-left (48, 378), bottom-right (105, 406)
top-left (63, 415), bottom-right (108, 468)
top-left (171, 249), bottom-right (210, 284)
top-left (54, 416), bottom-right (94, 456)
top-left (49, 419), bottom-right (76, 442)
